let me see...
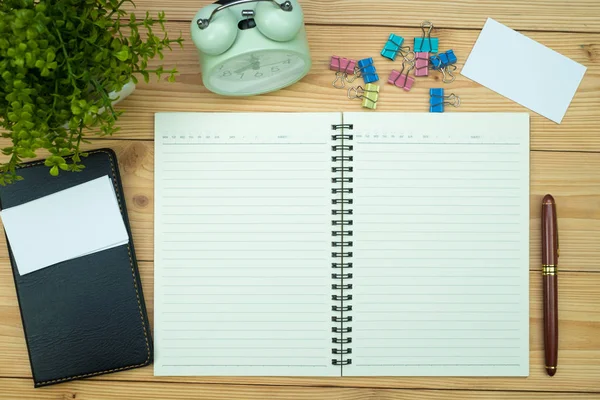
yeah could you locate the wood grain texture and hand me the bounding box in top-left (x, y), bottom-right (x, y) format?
top-left (1, 263), bottom-right (599, 391)
top-left (2, 0), bottom-right (600, 396)
top-left (1, 378), bottom-right (599, 400)
top-left (121, 0), bottom-right (600, 33)
top-left (2, 140), bottom-right (599, 271)
top-left (95, 23), bottom-right (600, 152)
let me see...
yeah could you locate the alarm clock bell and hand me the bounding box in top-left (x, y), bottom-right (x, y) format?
top-left (191, 0), bottom-right (312, 96)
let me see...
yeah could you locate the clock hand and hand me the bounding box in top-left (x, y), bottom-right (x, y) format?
top-left (257, 61), bottom-right (289, 68)
top-left (232, 58), bottom-right (292, 74)
top-left (234, 61), bottom-right (259, 74)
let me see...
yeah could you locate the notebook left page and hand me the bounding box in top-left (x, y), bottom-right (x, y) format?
top-left (154, 112), bottom-right (339, 376)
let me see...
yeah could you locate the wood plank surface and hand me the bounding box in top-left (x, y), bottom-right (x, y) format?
top-left (122, 0), bottom-right (600, 33)
top-left (102, 23), bottom-right (600, 152)
top-left (1, 378), bottom-right (598, 400)
top-left (2, 0), bottom-right (600, 397)
top-left (3, 140), bottom-right (599, 272)
top-left (1, 265), bottom-right (599, 391)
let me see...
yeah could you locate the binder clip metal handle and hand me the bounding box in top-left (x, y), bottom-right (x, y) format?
top-left (417, 20), bottom-right (434, 52)
top-left (345, 66), bottom-right (362, 83)
top-left (441, 64), bottom-right (457, 84)
top-left (333, 71), bottom-right (346, 89)
top-left (347, 86), bottom-right (364, 100)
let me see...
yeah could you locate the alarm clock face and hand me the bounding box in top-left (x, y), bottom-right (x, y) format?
top-left (208, 50), bottom-right (307, 96)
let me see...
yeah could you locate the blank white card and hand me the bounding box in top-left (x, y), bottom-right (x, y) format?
top-left (0, 176), bottom-right (129, 275)
top-left (462, 18), bottom-right (586, 124)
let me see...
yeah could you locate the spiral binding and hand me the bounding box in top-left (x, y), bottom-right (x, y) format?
top-left (331, 123), bottom-right (354, 367)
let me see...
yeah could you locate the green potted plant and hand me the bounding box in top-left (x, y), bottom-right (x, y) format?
top-left (0, 0), bottom-right (183, 184)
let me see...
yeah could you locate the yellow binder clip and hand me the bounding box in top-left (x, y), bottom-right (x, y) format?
top-left (348, 83), bottom-right (379, 110)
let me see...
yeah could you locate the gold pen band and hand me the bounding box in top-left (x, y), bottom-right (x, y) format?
top-left (542, 265), bottom-right (557, 276)
top-left (546, 366), bottom-right (556, 370)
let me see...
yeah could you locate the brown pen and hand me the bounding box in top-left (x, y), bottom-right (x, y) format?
top-left (542, 194), bottom-right (559, 376)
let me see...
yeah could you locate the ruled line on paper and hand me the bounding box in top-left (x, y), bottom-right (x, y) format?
top-left (162, 338), bottom-right (325, 341)
top-left (355, 142), bottom-right (521, 145)
top-left (162, 304), bottom-right (327, 307)
top-left (356, 178), bottom-right (520, 181)
top-left (164, 169), bottom-right (326, 172)
top-left (161, 364), bottom-right (329, 367)
top-left (164, 151), bottom-right (327, 154)
top-left (360, 151), bottom-right (520, 155)
top-left (362, 346), bottom-right (521, 349)
top-left (162, 143), bottom-right (328, 146)
top-left (360, 169), bottom-right (520, 172)
top-left (163, 160), bottom-right (328, 163)
top-left (163, 347), bottom-right (326, 350)
top-left (354, 364), bottom-right (521, 367)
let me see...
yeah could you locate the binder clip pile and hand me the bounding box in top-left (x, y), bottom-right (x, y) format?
top-left (378, 20), bottom-right (461, 93)
top-left (408, 20), bottom-right (439, 79)
top-left (329, 56), bottom-right (359, 89)
top-left (379, 31), bottom-right (417, 92)
top-left (328, 19), bottom-right (462, 110)
top-left (429, 88), bottom-right (460, 113)
top-left (345, 58), bottom-right (381, 110)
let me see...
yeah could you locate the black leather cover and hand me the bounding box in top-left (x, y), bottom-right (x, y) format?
top-left (0, 149), bottom-right (153, 387)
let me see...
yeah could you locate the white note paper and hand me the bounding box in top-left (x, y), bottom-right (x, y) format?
top-left (154, 112), bottom-right (339, 376)
top-left (0, 176), bottom-right (129, 275)
top-left (462, 18), bottom-right (586, 124)
top-left (343, 112), bottom-right (530, 377)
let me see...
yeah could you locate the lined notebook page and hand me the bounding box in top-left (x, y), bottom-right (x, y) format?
top-left (344, 113), bottom-right (530, 377)
top-left (154, 112), bottom-right (339, 376)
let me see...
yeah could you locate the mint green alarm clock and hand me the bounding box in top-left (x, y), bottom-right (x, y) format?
top-left (191, 0), bottom-right (312, 96)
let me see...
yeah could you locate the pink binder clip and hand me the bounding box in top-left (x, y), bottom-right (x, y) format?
top-left (330, 56), bottom-right (358, 89)
top-left (414, 52), bottom-right (429, 77)
top-left (388, 61), bottom-right (415, 91)
top-left (330, 56), bottom-right (356, 75)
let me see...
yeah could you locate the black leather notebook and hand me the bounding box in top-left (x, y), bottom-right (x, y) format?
top-left (0, 149), bottom-right (152, 387)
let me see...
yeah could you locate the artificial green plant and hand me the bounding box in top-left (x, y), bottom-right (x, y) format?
top-left (0, 0), bottom-right (183, 184)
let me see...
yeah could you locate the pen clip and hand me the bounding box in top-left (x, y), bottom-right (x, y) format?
top-left (555, 199), bottom-right (560, 260)
top-left (556, 218), bottom-right (560, 259)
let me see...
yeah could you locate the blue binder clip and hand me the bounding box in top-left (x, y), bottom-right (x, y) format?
top-left (439, 49), bottom-right (457, 66)
top-left (381, 33), bottom-right (406, 61)
top-left (430, 50), bottom-right (458, 84)
top-left (358, 57), bottom-right (379, 84)
top-left (430, 88), bottom-right (460, 113)
top-left (431, 50), bottom-right (457, 69)
top-left (414, 21), bottom-right (439, 53)
top-left (430, 55), bottom-right (443, 70)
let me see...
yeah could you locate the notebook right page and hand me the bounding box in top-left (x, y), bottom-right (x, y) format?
top-left (344, 113), bottom-right (530, 377)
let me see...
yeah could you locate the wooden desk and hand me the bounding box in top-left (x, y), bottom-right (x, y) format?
top-left (1, 1), bottom-right (599, 398)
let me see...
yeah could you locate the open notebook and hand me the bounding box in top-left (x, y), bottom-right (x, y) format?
top-left (154, 112), bottom-right (530, 377)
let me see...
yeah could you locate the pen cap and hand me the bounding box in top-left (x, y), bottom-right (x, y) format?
top-left (542, 194), bottom-right (558, 266)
